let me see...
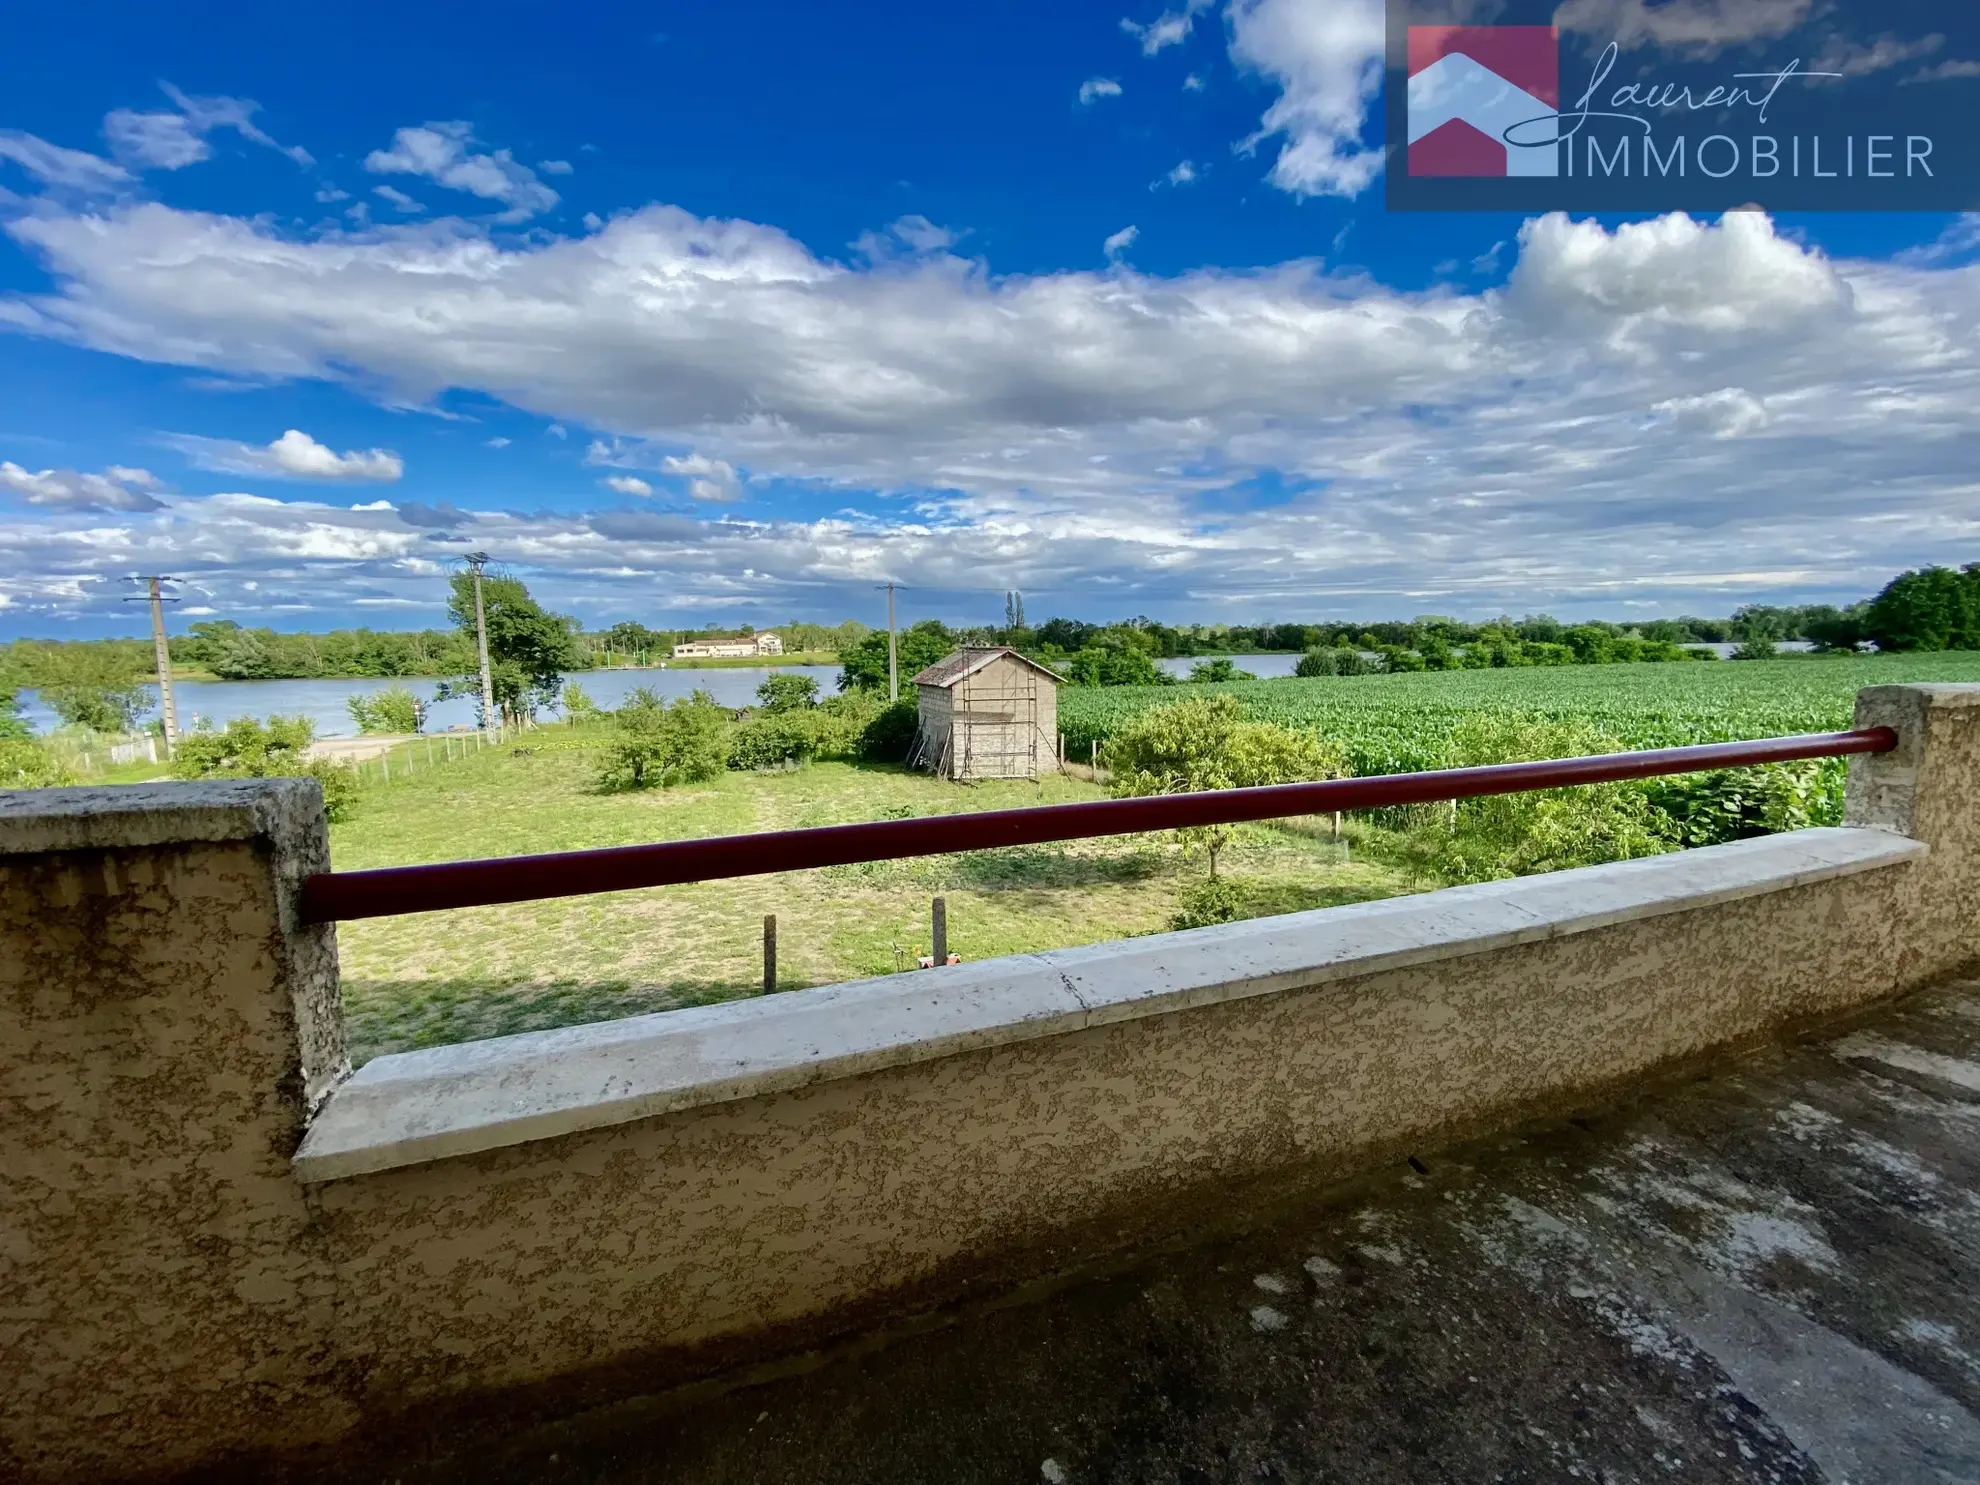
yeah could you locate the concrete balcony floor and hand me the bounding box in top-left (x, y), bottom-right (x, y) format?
top-left (373, 979), bottom-right (1980, 1485)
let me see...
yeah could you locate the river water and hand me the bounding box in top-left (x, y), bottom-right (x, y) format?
top-left (15, 653), bottom-right (1312, 738)
top-left (16, 665), bottom-right (846, 738)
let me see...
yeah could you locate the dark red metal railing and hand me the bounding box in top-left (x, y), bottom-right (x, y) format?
top-left (298, 727), bottom-right (1896, 924)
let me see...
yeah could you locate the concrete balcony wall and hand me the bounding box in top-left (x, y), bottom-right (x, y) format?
top-left (2, 683), bottom-right (1977, 1483)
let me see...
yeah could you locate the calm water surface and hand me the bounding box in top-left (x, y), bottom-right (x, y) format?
top-left (19, 665), bottom-right (843, 738)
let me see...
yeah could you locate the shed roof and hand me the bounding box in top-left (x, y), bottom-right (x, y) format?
top-left (910, 646), bottom-right (1066, 689)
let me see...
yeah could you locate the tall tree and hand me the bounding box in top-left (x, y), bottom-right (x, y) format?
top-left (442, 571), bottom-right (579, 724)
top-left (1864, 565), bottom-right (1980, 652)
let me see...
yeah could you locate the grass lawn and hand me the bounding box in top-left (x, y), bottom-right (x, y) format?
top-left (329, 736), bottom-right (1419, 1064)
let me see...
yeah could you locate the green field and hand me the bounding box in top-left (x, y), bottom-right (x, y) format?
top-left (1060, 653), bottom-right (1980, 774)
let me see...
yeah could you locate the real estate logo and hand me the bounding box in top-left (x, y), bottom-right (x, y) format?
top-left (1385, 0), bottom-right (1975, 212)
top-left (1406, 26), bottom-right (1558, 179)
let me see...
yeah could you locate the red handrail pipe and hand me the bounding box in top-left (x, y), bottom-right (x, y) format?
top-left (299, 727), bottom-right (1896, 924)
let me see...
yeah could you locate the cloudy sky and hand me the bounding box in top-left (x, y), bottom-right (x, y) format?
top-left (1, 0), bottom-right (1976, 638)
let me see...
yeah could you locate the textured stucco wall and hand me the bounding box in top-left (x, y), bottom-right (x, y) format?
top-left (1, 686), bottom-right (1975, 1482)
top-left (1847, 684), bottom-right (1980, 987)
top-left (0, 781), bottom-right (351, 1481)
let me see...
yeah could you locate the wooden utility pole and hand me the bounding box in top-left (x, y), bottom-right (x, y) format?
top-left (876, 582), bottom-right (900, 701)
top-left (465, 552), bottom-right (497, 736)
top-left (124, 576), bottom-right (180, 759)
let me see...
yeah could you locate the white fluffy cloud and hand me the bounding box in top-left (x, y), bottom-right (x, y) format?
top-left (165, 429), bottom-right (405, 482)
top-left (604, 475), bottom-right (654, 496)
top-left (0, 193), bottom-right (1976, 624)
top-left (0, 461), bottom-right (164, 512)
top-left (1226, 0), bottom-right (1385, 198)
top-left (1121, 0), bottom-right (1213, 55)
top-left (364, 122), bottom-right (558, 220)
top-left (1077, 77), bottom-right (1124, 105)
top-left (662, 453), bottom-right (742, 502)
top-left (1102, 223), bottom-right (1139, 258)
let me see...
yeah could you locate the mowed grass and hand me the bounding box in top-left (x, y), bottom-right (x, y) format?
top-left (330, 736), bottom-right (1416, 1064)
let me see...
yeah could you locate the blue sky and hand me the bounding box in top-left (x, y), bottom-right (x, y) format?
top-left (1, 0), bottom-right (1976, 637)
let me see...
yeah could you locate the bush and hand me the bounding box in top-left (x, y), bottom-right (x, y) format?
top-left (560, 681), bottom-right (599, 724)
top-left (1295, 647), bottom-right (1375, 678)
top-left (0, 738), bottom-right (74, 789)
top-left (1392, 715), bottom-right (1665, 884)
top-left (1170, 875), bottom-right (1244, 930)
top-left (812, 691), bottom-right (881, 758)
top-left (1105, 694), bottom-right (1342, 876)
top-left (756, 673), bottom-right (820, 712)
top-left (1645, 761), bottom-right (1842, 847)
top-left (858, 699), bottom-right (920, 763)
top-left (728, 711), bottom-right (818, 771)
top-left (346, 683), bottom-right (428, 734)
top-left (1730, 638), bottom-right (1778, 661)
top-left (596, 688), bottom-right (730, 790)
top-left (170, 715), bottom-right (357, 821)
top-left (1188, 658), bottom-right (1243, 683)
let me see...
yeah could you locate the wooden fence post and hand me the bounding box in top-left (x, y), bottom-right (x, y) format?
top-left (931, 896), bottom-right (947, 966)
top-left (763, 914), bottom-right (777, 994)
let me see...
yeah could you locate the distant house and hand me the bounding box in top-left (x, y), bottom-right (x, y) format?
top-left (908, 647), bottom-right (1063, 781)
top-left (671, 632), bottom-right (784, 659)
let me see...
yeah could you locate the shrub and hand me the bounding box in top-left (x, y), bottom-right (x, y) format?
top-left (1393, 715), bottom-right (1665, 884)
top-left (1730, 638), bottom-right (1778, 661)
top-left (0, 738), bottom-right (74, 789)
top-left (728, 711), bottom-right (818, 771)
top-left (1188, 657), bottom-right (1242, 683)
top-left (859, 699), bottom-right (920, 763)
top-left (1105, 695), bottom-right (1342, 876)
top-left (560, 681), bottom-right (599, 724)
top-left (1295, 647), bottom-right (1375, 678)
top-left (812, 691), bottom-right (881, 757)
top-left (1170, 875), bottom-right (1244, 930)
top-left (756, 673), bottom-right (820, 712)
top-left (170, 715), bottom-right (357, 821)
top-left (346, 683), bottom-right (428, 734)
top-left (1645, 761), bottom-right (1842, 847)
top-left (596, 688), bottom-right (730, 790)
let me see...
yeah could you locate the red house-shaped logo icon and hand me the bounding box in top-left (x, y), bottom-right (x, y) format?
top-left (1407, 26), bottom-right (1560, 178)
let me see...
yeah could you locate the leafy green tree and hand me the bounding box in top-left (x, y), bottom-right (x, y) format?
top-left (1729, 637), bottom-right (1777, 661)
top-left (346, 684), bottom-right (429, 734)
top-left (1105, 695), bottom-right (1342, 879)
top-left (559, 681), bottom-right (599, 724)
top-left (1801, 604), bottom-right (1868, 652)
top-left (1863, 565), bottom-right (1980, 652)
top-left (0, 688), bottom-right (29, 741)
top-left (31, 645), bottom-right (152, 734)
top-left (756, 673), bottom-right (820, 712)
top-left (596, 688), bottom-right (730, 790)
top-left (1187, 658), bottom-right (1245, 683)
top-left (838, 619), bottom-right (956, 692)
top-left (170, 715), bottom-right (357, 821)
top-left (442, 571), bottom-right (579, 724)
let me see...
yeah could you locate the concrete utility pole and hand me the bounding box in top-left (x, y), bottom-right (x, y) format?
top-left (877, 582), bottom-right (900, 702)
top-left (465, 552), bottom-right (497, 735)
top-left (125, 576), bottom-right (180, 760)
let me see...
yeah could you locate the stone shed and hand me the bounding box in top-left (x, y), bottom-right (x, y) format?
top-left (907, 647), bottom-right (1064, 781)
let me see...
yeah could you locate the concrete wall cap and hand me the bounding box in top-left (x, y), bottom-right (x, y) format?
top-left (1855, 682), bottom-right (1980, 709)
top-left (0, 778), bottom-right (323, 856)
top-left (294, 826), bottom-right (1925, 1184)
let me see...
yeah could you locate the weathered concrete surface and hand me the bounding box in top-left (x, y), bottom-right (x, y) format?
top-left (0, 780), bottom-right (351, 1481)
top-left (370, 979), bottom-right (1980, 1485)
top-left (297, 827), bottom-right (1920, 1180)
